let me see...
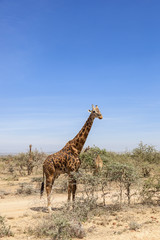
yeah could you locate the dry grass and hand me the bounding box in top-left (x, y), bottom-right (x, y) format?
top-left (1, 144), bottom-right (160, 239)
top-left (0, 215), bottom-right (13, 238)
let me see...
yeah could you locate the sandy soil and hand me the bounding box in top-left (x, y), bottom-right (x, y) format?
top-left (1, 176), bottom-right (160, 240)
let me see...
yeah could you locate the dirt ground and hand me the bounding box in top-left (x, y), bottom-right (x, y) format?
top-left (1, 175), bottom-right (160, 240)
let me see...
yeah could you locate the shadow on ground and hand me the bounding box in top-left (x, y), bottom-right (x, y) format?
top-left (30, 206), bottom-right (63, 213)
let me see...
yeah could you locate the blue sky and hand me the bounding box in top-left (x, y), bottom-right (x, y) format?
top-left (0, 0), bottom-right (160, 153)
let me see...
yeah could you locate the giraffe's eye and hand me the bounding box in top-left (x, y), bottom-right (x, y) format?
top-left (93, 110), bottom-right (95, 113)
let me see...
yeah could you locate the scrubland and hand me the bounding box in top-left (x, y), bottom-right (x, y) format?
top-left (1, 142), bottom-right (160, 240)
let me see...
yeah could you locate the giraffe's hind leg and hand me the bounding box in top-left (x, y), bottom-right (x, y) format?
top-left (46, 174), bottom-right (55, 212)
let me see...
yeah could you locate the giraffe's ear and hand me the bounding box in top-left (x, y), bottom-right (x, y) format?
top-left (88, 109), bottom-right (92, 113)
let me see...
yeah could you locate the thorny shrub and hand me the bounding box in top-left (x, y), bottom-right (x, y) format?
top-left (132, 142), bottom-right (160, 164)
top-left (141, 175), bottom-right (160, 205)
top-left (0, 215), bottom-right (13, 238)
top-left (106, 162), bottom-right (139, 205)
top-left (2, 150), bottom-right (47, 176)
top-left (16, 183), bottom-right (37, 195)
top-left (28, 197), bottom-right (98, 239)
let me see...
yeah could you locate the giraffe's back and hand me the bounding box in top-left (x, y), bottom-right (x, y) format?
top-left (43, 150), bottom-right (67, 174)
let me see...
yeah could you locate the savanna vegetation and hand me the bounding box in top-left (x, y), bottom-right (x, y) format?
top-left (0, 142), bottom-right (160, 239)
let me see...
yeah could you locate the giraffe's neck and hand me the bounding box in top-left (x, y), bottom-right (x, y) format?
top-left (69, 113), bottom-right (95, 154)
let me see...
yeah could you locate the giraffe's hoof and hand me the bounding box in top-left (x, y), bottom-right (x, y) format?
top-left (48, 206), bottom-right (52, 213)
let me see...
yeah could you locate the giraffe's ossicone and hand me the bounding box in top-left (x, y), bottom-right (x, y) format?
top-left (40, 104), bottom-right (103, 212)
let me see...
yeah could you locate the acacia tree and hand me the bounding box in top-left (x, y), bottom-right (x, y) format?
top-left (132, 142), bottom-right (160, 164)
top-left (106, 162), bottom-right (139, 205)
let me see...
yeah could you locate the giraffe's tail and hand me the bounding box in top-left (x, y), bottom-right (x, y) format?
top-left (40, 166), bottom-right (45, 198)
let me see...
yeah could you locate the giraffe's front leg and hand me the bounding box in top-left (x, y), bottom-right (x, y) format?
top-left (68, 173), bottom-right (77, 202)
top-left (72, 177), bottom-right (77, 201)
top-left (67, 156), bottom-right (80, 203)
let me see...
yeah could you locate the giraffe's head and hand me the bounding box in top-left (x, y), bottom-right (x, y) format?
top-left (88, 104), bottom-right (103, 119)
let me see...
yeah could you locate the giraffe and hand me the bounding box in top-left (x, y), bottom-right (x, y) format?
top-left (93, 154), bottom-right (103, 175)
top-left (40, 104), bottom-right (103, 212)
top-left (27, 144), bottom-right (33, 175)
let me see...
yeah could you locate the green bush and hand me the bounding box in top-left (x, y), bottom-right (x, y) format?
top-left (80, 146), bottom-right (118, 170)
top-left (132, 142), bottom-right (160, 164)
top-left (141, 175), bottom-right (160, 204)
top-left (106, 162), bottom-right (139, 204)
